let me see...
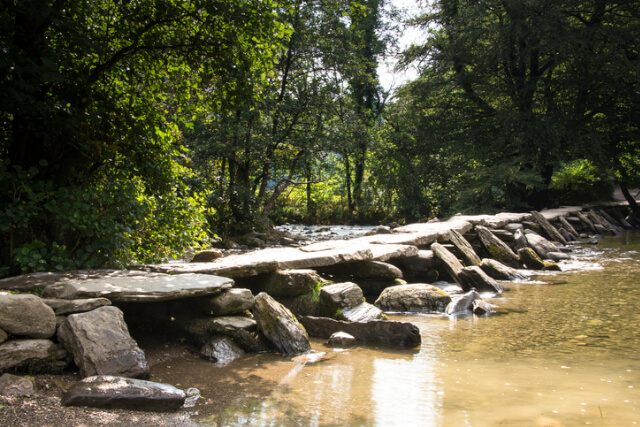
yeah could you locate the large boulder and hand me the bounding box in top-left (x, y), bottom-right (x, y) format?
top-left (0, 294), bottom-right (56, 339)
top-left (480, 259), bottom-right (527, 281)
top-left (0, 339), bottom-right (57, 371)
top-left (475, 226), bottom-right (521, 268)
top-left (319, 282), bottom-right (364, 316)
top-left (458, 266), bottom-right (504, 293)
top-left (57, 306), bottom-right (149, 378)
top-left (524, 230), bottom-right (559, 259)
top-left (262, 269), bottom-right (326, 297)
top-left (252, 292), bottom-right (310, 355)
top-left (299, 316), bottom-right (421, 348)
top-left (61, 376), bottom-right (186, 411)
top-left (517, 247), bottom-right (546, 269)
top-left (193, 288), bottom-right (254, 316)
top-left (200, 336), bottom-right (245, 365)
top-left (374, 284), bottom-right (451, 313)
top-left (41, 297), bottom-right (112, 315)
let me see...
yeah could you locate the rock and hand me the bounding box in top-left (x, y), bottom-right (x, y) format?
top-left (327, 332), bottom-right (356, 348)
top-left (475, 226), bottom-right (521, 268)
top-left (458, 266), bottom-right (504, 293)
top-left (183, 387), bottom-right (201, 408)
top-left (0, 294), bottom-right (56, 339)
top-left (490, 229), bottom-right (516, 242)
top-left (576, 212), bottom-right (598, 233)
top-left (176, 316), bottom-right (257, 347)
top-left (0, 373), bottom-right (35, 396)
top-left (319, 282), bottom-right (365, 316)
top-left (291, 351), bottom-right (330, 364)
top-left (0, 339), bottom-right (57, 371)
top-left (252, 292), bottom-right (310, 355)
top-left (41, 297), bottom-right (112, 315)
top-left (261, 269), bottom-right (326, 297)
top-left (480, 259), bottom-right (527, 281)
top-left (445, 290), bottom-right (482, 315)
top-left (194, 288), bottom-right (254, 316)
top-left (513, 228), bottom-right (529, 251)
top-left (354, 279), bottom-right (401, 296)
top-left (503, 223), bottom-right (523, 232)
top-left (472, 299), bottom-right (494, 315)
top-left (191, 249), bottom-right (223, 262)
top-left (447, 229), bottom-right (482, 266)
top-left (542, 261), bottom-right (562, 271)
top-left (599, 209), bottom-right (620, 227)
top-left (546, 252), bottom-right (571, 261)
top-left (0, 328), bottom-right (8, 344)
top-left (431, 242), bottom-right (464, 284)
top-left (524, 230), bottom-right (559, 258)
top-left (340, 302), bottom-right (384, 322)
top-left (61, 376), bottom-right (186, 411)
top-left (209, 316), bottom-right (257, 333)
top-left (530, 211), bottom-right (568, 244)
top-left (299, 316), bottom-right (421, 348)
top-left (558, 216), bottom-right (579, 237)
top-left (517, 247), bottom-right (546, 270)
top-left (57, 306), bottom-right (149, 378)
top-left (42, 273), bottom-right (234, 303)
top-left (0, 270), bottom-right (153, 292)
top-left (318, 261), bottom-right (403, 280)
top-left (558, 228), bottom-right (575, 243)
top-left (370, 225), bottom-right (391, 234)
top-left (522, 221), bottom-right (543, 233)
top-left (374, 284), bottom-right (451, 313)
top-left (389, 250), bottom-right (439, 283)
top-left (200, 336), bottom-right (245, 365)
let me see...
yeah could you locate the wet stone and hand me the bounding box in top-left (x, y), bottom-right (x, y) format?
top-left (200, 336), bottom-right (245, 365)
top-left (327, 331), bottom-right (356, 348)
top-left (61, 375), bottom-right (186, 411)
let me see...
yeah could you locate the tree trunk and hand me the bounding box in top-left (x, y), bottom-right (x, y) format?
top-left (619, 183), bottom-right (640, 218)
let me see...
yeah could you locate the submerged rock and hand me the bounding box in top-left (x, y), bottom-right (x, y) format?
top-left (57, 306), bottom-right (149, 378)
top-left (200, 336), bottom-right (245, 365)
top-left (374, 283), bottom-right (451, 313)
top-left (472, 299), bottom-right (494, 315)
top-left (0, 294), bottom-right (56, 339)
top-left (327, 332), bottom-right (356, 348)
top-left (252, 292), bottom-right (310, 355)
top-left (300, 316), bottom-right (421, 348)
top-left (61, 376), bottom-right (186, 411)
top-left (446, 290), bottom-right (482, 315)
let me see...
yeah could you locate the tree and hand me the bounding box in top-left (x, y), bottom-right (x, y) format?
top-left (0, 0), bottom-right (288, 274)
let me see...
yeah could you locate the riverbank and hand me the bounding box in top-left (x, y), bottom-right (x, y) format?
top-left (1, 202), bottom-right (639, 425)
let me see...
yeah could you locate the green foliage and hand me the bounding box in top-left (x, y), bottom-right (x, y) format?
top-left (550, 160), bottom-right (601, 189)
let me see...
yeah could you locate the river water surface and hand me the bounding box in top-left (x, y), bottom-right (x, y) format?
top-left (152, 232), bottom-right (640, 426)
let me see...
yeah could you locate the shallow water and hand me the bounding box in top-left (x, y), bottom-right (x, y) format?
top-left (151, 232), bottom-right (640, 426)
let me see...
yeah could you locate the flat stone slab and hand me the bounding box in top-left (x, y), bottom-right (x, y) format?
top-left (452, 213), bottom-right (533, 229)
top-left (148, 246), bottom-right (374, 278)
top-left (366, 219), bottom-right (473, 246)
top-left (540, 206), bottom-right (584, 221)
top-left (0, 270), bottom-right (159, 292)
top-left (41, 273), bottom-right (233, 302)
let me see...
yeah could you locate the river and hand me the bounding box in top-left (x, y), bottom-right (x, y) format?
top-left (152, 232), bottom-right (640, 426)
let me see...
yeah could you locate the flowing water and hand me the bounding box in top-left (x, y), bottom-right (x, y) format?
top-left (151, 232), bottom-right (640, 426)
